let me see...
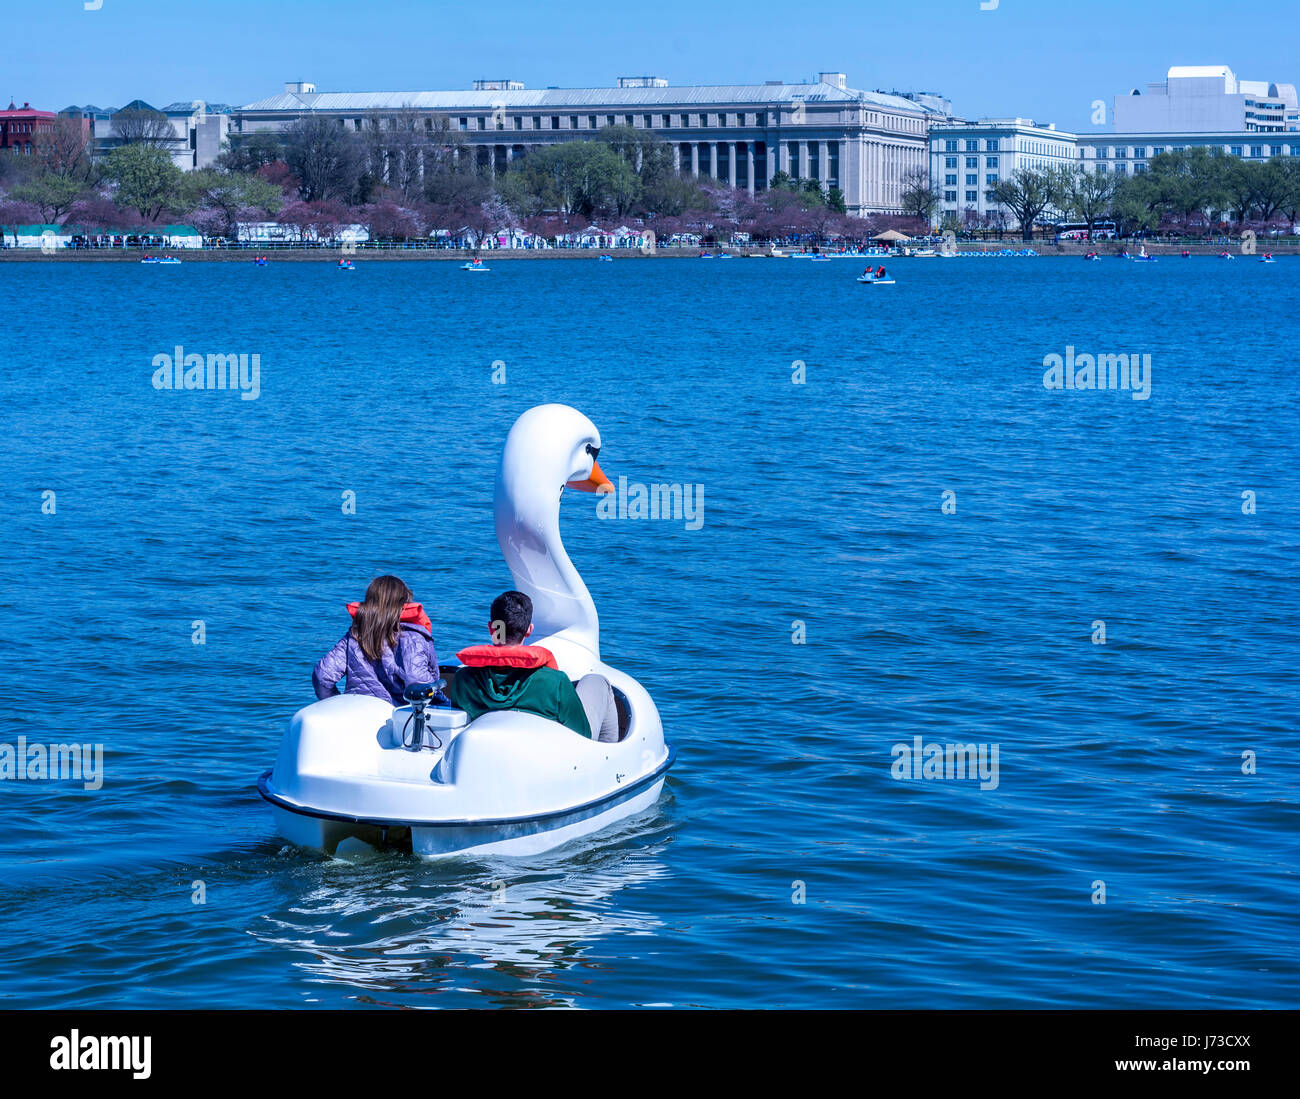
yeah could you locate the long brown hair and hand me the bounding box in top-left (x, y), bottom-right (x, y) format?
top-left (351, 575), bottom-right (412, 661)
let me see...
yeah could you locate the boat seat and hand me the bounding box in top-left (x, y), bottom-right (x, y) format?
top-left (441, 663), bottom-right (631, 741)
top-left (612, 686), bottom-right (631, 742)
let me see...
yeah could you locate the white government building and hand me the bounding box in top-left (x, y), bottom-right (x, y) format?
top-left (232, 74), bottom-right (953, 216)
top-left (929, 65), bottom-right (1300, 227)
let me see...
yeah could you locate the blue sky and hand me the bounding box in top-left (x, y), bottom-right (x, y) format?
top-left (9, 0), bottom-right (1292, 133)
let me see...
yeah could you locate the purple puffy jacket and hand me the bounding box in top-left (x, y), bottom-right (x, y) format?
top-left (312, 622), bottom-right (440, 706)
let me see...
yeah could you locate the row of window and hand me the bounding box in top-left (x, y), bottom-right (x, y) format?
top-left (454, 110), bottom-right (789, 132)
top-left (1089, 143), bottom-right (1294, 159)
top-left (943, 138), bottom-right (1001, 152)
top-left (943, 155), bottom-right (999, 169)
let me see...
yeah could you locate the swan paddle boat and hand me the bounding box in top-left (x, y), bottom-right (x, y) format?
top-left (259, 404), bottom-right (675, 858)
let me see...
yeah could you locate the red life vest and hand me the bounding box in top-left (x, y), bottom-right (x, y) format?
top-left (456, 644), bottom-right (558, 670)
top-left (344, 601), bottom-right (432, 633)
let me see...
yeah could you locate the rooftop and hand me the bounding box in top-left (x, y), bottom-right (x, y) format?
top-left (239, 78), bottom-right (937, 115)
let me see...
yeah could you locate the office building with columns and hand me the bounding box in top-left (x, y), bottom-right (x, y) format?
top-left (232, 73), bottom-right (951, 216)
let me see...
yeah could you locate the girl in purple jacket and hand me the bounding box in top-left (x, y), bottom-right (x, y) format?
top-left (312, 575), bottom-right (442, 706)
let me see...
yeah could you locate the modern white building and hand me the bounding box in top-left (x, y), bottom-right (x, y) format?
top-left (1113, 66), bottom-right (1298, 134)
top-left (929, 118), bottom-right (1076, 226)
top-left (60, 99), bottom-right (231, 169)
top-left (233, 73), bottom-right (953, 216)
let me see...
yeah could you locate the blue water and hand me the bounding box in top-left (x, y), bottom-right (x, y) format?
top-left (0, 255), bottom-right (1296, 1008)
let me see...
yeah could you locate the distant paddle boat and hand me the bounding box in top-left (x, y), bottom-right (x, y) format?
top-left (1260, 254), bottom-right (1275, 263)
top-left (598, 254), bottom-right (613, 262)
top-left (462, 259), bottom-right (489, 271)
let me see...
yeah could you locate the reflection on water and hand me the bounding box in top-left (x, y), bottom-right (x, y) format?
top-left (249, 811), bottom-right (674, 1008)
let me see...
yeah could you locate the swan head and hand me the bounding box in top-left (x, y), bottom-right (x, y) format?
top-left (494, 404), bottom-right (613, 676)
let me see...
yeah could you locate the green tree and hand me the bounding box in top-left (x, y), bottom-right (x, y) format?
top-left (217, 131), bottom-right (283, 173)
top-left (642, 173), bottom-right (705, 217)
top-left (1145, 147), bottom-right (1229, 228)
top-left (1110, 173), bottom-right (1161, 236)
top-left (104, 143), bottom-right (184, 220)
top-left (1249, 157), bottom-right (1295, 224)
top-left (182, 169), bottom-right (286, 237)
top-left (515, 141), bottom-right (638, 217)
top-left (9, 173), bottom-right (87, 222)
top-left (1277, 158), bottom-right (1300, 229)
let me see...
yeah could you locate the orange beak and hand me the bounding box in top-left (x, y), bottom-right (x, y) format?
top-left (566, 459), bottom-right (614, 494)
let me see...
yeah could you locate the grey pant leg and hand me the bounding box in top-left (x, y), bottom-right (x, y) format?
top-left (576, 674), bottom-right (619, 742)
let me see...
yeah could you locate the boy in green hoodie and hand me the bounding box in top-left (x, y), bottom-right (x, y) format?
top-left (447, 590), bottom-right (594, 738)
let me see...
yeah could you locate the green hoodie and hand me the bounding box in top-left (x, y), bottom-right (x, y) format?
top-left (448, 664), bottom-right (592, 739)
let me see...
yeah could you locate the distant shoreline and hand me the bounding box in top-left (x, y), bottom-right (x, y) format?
top-left (0, 242), bottom-right (1294, 261)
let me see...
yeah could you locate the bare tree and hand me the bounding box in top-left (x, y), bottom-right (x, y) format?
top-left (989, 166), bottom-right (1070, 240)
top-left (35, 117), bottom-right (95, 181)
top-left (111, 108), bottom-right (180, 150)
top-left (1062, 166), bottom-right (1117, 239)
top-left (283, 115), bottom-right (363, 203)
top-left (900, 166), bottom-right (940, 222)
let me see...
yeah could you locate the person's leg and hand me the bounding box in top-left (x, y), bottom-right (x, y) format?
top-left (575, 674), bottom-right (619, 743)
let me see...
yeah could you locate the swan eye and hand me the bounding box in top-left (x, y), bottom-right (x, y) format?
top-left (585, 443), bottom-right (600, 460)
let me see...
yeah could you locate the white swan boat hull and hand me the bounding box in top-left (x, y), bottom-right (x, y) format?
top-left (261, 669), bottom-right (672, 858)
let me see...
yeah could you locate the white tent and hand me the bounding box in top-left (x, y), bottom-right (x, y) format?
top-left (5, 225), bottom-right (73, 250)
